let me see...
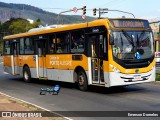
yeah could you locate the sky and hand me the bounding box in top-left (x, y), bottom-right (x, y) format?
top-left (0, 0), bottom-right (160, 20)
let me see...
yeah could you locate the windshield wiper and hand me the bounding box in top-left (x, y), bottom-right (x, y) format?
top-left (121, 30), bottom-right (135, 48)
top-left (137, 31), bottom-right (145, 46)
top-left (138, 31), bottom-right (145, 41)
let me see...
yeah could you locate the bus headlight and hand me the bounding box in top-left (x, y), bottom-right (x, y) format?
top-left (152, 65), bottom-right (155, 71)
top-left (110, 64), bottom-right (120, 73)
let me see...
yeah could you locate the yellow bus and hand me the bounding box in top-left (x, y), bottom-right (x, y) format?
top-left (3, 18), bottom-right (155, 91)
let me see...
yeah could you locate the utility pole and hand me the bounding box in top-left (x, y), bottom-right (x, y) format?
top-left (98, 8), bottom-right (108, 18)
top-left (107, 9), bottom-right (135, 18)
top-left (93, 8), bottom-right (135, 18)
top-left (57, 9), bottom-right (73, 24)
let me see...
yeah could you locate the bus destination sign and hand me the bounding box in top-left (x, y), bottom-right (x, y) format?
top-left (110, 19), bottom-right (149, 28)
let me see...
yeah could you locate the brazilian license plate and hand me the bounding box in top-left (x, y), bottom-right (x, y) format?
top-left (134, 75), bottom-right (141, 80)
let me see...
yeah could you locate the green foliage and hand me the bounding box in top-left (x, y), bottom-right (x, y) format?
top-left (9, 18), bottom-right (30, 34)
top-left (1, 18), bottom-right (42, 34)
top-left (32, 18), bottom-right (42, 28)
top-left (156, 73), bottom-right (160, 81)
top-left (36, 18), bottom-right (41, 22)
top-left (0, 17), bottom-right (43, 53)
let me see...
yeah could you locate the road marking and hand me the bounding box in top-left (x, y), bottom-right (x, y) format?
top-left (0, 92), bottom-right (73, 120)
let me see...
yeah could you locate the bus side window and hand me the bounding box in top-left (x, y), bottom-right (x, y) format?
top-left (37, 42), bottom-right (42, 56)
top-left (24, 38), bottom-right (34, 54)
top-left (57, 47), bottom-right (63, 53)
top-left (20, 38), bottom-right (25, 54)
top-left (38, 48), bottom-right (42, 56)
top-left (56, 38), bottom-right (63, 53)
top-left (71, 30), bottom-right (85, 53)
top-left (55, 32), bottom-right (70, 53)
top-left (4, 41), bottom-right (11, 55)
top-left (49, 35), bottom-right (56, 54)
top-left (103, 35), bottom-right (108, 60)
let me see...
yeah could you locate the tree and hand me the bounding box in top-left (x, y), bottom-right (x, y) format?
top-left (1, 18), bottom-right (42, 34)
top-left (31, 18), bottom-right (42, 28)
top-left (9, 18), bottom-right (32, 34)
top-left (36, 18), bottom-right (41, 22)
top-left (0, 18), bottom-right (42, 53)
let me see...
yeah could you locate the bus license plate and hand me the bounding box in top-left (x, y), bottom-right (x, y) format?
top-left (134, 75), bottom-right (141, 80)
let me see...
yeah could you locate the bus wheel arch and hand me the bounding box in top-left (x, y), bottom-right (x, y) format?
top-left (74, 66), bottom-right (88, 91)
top-left (23, 65), bottom-right (31, 83)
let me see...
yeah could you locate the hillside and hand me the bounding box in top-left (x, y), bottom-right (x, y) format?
top-left (0, 2), bottom-right (95, 25)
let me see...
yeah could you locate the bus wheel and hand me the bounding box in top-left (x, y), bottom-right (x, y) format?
top-left (77, 70), bottom-right (88, 91)
top-left (23, 66), bottom-right (31, 83)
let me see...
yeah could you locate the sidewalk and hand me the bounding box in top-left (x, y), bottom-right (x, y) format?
top-left (0, 93), bottom-right (65, 120)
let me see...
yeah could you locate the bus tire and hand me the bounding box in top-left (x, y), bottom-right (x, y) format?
top-left (77, 70), bottom-right (88, 91)
top-left (23, 66), bottom-right (31, 83)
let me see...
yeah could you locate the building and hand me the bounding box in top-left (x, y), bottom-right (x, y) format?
top-left (150, 20), bottom-right (160, 63)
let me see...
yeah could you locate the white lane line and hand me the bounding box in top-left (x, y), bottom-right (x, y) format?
top-left (0, 92), bottom-right (73, 120)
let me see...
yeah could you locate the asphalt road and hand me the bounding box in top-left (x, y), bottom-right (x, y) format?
top-left (0, 64), bottom-right (160, 120)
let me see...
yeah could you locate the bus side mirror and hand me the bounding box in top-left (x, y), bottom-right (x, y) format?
top-left (109, 34), bottom-right (114, 45)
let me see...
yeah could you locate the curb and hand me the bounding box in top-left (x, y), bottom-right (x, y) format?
top-left (0, 92), bottom-right (72, 120)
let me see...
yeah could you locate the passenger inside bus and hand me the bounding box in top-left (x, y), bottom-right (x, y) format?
top-left (71, 36), bottom-right (78, 49)
top-left (57, 47), bottom-right (63, 53)
top-left (49, 46), bottom-right (54, 53)
top-left (56, 38), bottom-right (63, 53)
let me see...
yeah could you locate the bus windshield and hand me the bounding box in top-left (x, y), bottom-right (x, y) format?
top-left (112, 31), bottom-right (154, 60)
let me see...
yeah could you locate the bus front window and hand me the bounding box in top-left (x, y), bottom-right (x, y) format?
top-left (112, 31), bottom-right (154, 60)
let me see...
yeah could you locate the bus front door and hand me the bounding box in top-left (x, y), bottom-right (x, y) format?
top-left (12, 42), bottom-right (20, 75)
top-left (36, 40), bottom-right (47, 78)
top-left (89, 34), bottom-right (105, 84)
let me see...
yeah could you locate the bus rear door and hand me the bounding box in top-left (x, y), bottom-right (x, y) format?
top-left (36, 39), bottom-right (47, 79)
top-left (11, 40), bottom-right (20, 75)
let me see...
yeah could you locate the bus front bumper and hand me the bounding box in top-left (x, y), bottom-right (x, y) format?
top-left (108, 67), bottom-right (155, 87)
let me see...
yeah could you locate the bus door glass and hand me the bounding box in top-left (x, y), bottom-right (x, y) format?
top-left (12, 41), bottom-right (20, 75)
top-left (89, 34), bottom-right (105, 84)
top-left (36, 40), bottom-right (47, 78)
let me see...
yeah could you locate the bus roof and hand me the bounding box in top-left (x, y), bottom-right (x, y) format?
top-left (3, 18), bottom-right (150, 40)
